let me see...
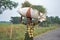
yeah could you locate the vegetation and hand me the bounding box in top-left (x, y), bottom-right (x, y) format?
top-left (39, 16), bottom-right (60, 27)
top-left (0, 0), bottom-right (18, 14)
top-left (22, 1), bottom-right (47, 13)
top-left (22, 1), bottom-right (31, 7)
top-left (10, 16), bottom-right (60, 27)
top-left (32, 5), bottom-right (46, 13)
top-left (0, 21), bottom-right (11, 24)
top-left (0, 24), bottom-right (59, 40)
top-left (10, 17), bottom-right (21, 24)
top-left (0, 0), bottom-right (60, 40)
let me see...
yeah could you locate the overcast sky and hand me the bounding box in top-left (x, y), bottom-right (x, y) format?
top-left (0, 0), bottom-right (60, 21)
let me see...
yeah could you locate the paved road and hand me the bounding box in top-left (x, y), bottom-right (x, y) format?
top-left (34, 28), bottom-right (60, 40)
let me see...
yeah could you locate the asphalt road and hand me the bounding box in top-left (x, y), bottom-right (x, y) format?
top-left (34, 28), bottom-right (60, 40)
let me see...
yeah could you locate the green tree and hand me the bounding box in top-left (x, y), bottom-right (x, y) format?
top-left (0, 0), bottom-right (18, 14)
top-left (32, 5), bottom-right (46, 13)
top-left (22, 1), bottom-right (47, 13)
top-left (49, 16), bottom-right (54, 24)
top-left (39, 16), bottom-right (50, 27)
top-left (54, 16), bottom-right (60, 24)
top-left (10, 17), bottom-right (21, 24)
top-left (22, 1), bottom-right (31, 7)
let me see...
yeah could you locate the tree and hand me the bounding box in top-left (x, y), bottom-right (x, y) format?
top-left (54, 16), bottom-right (60, 24)
top-left (32, 5), bottom-right (46, 13)
top-left (22, 1), bottom-right (31, 7)
top-left (22, 1), bottom-right (47, 13)
top-left (10, 17), bottom-right (21, 24)
top-left (39, 16), bottom-right (50, 27)
top-left (0, 0), bottom-right (18, 14)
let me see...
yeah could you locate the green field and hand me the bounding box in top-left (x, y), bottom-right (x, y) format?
top-left (0, 24), bottom-right (60, 40)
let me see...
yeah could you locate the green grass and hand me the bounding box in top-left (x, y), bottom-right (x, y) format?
top-left (0, 24), bottom-right (60, 40)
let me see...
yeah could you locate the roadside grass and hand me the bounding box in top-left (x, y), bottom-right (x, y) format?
top-left (34, 24), bottom-right (59, 36)
top-left (0, 24), bottom-right (60, 40)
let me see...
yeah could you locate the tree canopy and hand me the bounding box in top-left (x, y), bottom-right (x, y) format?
top-left (0, 0), bottom-right (18, 14)
top-left (22, 1), bottom-right (47, 13)
top-left (32, 5), bottom-right (46, 13)
top-left (22, 1), bottom-right (31, 7)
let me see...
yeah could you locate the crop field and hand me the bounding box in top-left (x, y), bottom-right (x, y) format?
top-left (0, 24), bottom-right (60, 40)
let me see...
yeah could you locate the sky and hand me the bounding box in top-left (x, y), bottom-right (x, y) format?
top-left (0, 0), bottom-right (60, 21)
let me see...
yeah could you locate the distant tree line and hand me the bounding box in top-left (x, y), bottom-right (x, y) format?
top-left (10, 16), bottom-right (60, 27)
top-left (0, 21), bottom-right (11, 24)
top-left (39, 16), bottom-right (60, 27)
top-left (10, 17), bottom-right (21, 24)
top-left (10, 17), bottom-right (37, 24)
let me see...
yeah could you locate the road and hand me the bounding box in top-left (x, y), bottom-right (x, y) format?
top-left (34, 28), bottom-right (60, 40)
